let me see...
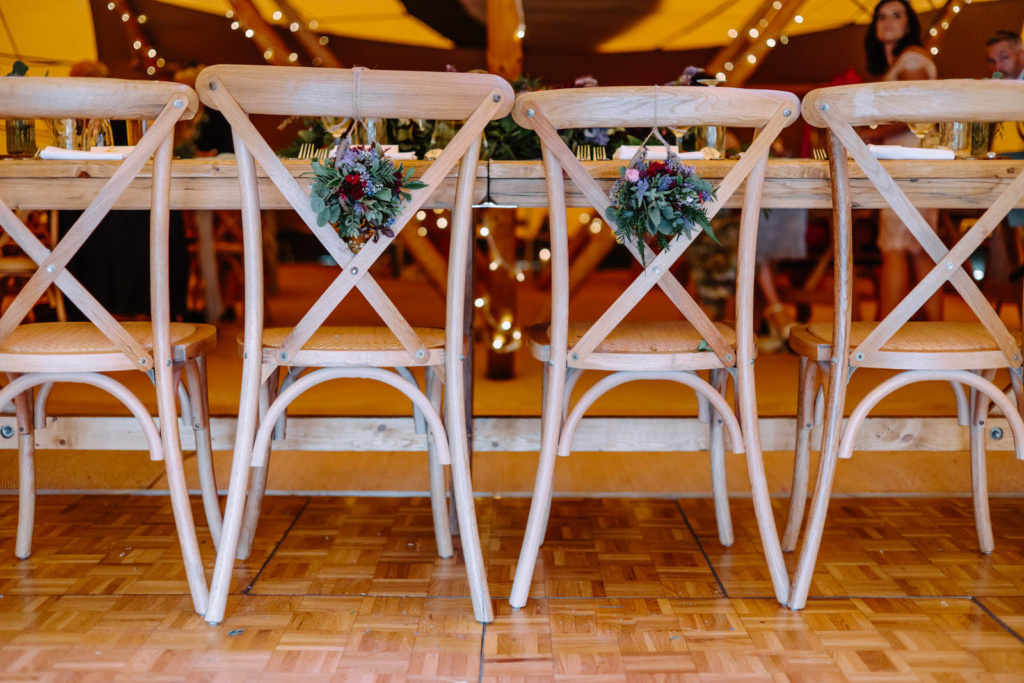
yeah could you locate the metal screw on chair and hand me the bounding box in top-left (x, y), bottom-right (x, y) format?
top-left (139, 358), bottom-right (148, 366)
top-left (0, 425), bottom-right (13, 439)
top-left (493, 94), bottom-right (501, 102)
top-left (415, 349), bottom-right (426, 360)
top-left (990, 427), bottom-right (1004, 440)
top-left (831, 356), bottom-right (838, 364)
top-left (783, 108), bottom-right (792, 117)
top-left (278, 351), bottom-right (288, 362)
top-left (978, 419), bottom-right (985, 426)
top-left (46, 264), bottom-right (55, 273)
top-left (820, 103), bottom-right (829, 112)
top-left (571, 352), bottom-right (579, 361)
top-left (725, 354), bottom-right (733, 362)
top-left (945, 262), bottom-right (953, 270)
top-left (209, 82), bottom-right (217, 90)
top-left (350, 267), bottom-right (359, 275)
top-left (855, 352), bottom-right (865, 361)
top-left (527, 109), bottom-right (535, 117)
top-left (174, 100), bottom-right (184, 109)
top-left (652, 266), bottom-right (661, 274)
top-left (548, 359), bottom-right (555, 366)
top-left (1015, 354), bottom-right (1021, 362)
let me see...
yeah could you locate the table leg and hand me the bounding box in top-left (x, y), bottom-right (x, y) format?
top-left (194, 210), bottom-right (223, 323)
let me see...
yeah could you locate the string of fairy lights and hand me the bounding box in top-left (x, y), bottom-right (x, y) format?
top-left (222, 7), bottom-right (331, 66)
top-left (104, 1), bottom-right (166, 77)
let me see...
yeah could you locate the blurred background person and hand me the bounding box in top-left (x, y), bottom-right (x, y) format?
top-left (864, 0), bottom-right (942, 321)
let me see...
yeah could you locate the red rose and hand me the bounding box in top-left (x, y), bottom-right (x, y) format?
top-left (647, 161), bottom-right (667, 175)
top-left (345, 174), bottom-right (361, 185)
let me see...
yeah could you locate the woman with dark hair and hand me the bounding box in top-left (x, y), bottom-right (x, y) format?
top-left (865, 0), bottom-right (941, 321)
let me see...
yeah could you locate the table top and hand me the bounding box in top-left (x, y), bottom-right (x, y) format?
top-left (1, 157), bottom-right (1022, 211)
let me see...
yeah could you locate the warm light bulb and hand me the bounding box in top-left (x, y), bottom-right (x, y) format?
top-left (121, 13), bottom-right (129, 22)
top-left (749, 28), bottom-right (758, 38)
top-left (501, 320), bottom-right (512, 331)
top-left (147, 66), bottom-right (156, 75)
top-left (273, 10), bottom-right (282, 20)
top-left (929, 28), bottom-right (938, 36)
top-left (489, 262), bottom-right (499, 271)
top-left (538, 248), bottom-right (551, 261)
top-left (264, 49), bottom-right (274, 60)
top-left (230, 21), bottom-right (239, 30)
top-left (416, 210), bottom-right (427, 220)
top-left (952, 4), bottom-right (960, 12)
top-left (474, 298), bottom-right (485, 308)
top-left (133, 40), bottom-right (142, 49)
top-left (724, 62), bottom-right (733, 71)
top-left (245, 29), bottom-right (254, 37)
top-left (772, 1), bottom-right (782, 8)
top-left (766, 38), bottom-right (776, 47)
top-left (289, 53), bottom-right (298, 62)
top-left (479, 226), bottom-right (490, 237)
top-left (309, 20), bottom-right (319, 29)
top-left (930, 47), bottom-right (939, 55)
top-left (747, 54), bottom-right (757, 64)
top-left (148, 48), bottom-right (156, 57)
top-left (107, 2), bottom-right (115, 10)
top-left (727, 29), bottom-right (738, 38)
top-left (794, 14), bottom-right (803, 23)
top-left (780, 35), bottom-right (789, 44)
top-left (137, 14), bottom-right (146, 23)
top-left (417, 227), bottom-right (428, 236)
top-left (436, 218), bottom-right (448, 229)
top-left (290, 22), bottom-right (299, 32)
top-left (319, 36), bottom-right (329, 45)
top-left (512, 330), bottom-right (522, 340)
top-left (516, 272), bottom-right (525, 282)
top-left (716, 72), bottom-right (726, 81)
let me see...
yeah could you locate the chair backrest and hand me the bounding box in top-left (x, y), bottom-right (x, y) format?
top-left (0, 78), bottom-right (198, 371)
top-left (512, 86), bottom-right (800, 368)
top-left (196, 65), bottom-right (514, 372)
top-left (803, 80), bottom-right (1024, 370)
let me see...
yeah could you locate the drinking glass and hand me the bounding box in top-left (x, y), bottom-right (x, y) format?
top-left (939, 122), bottom-right (989, 159)
top-left (5, 118), bottom-right (36, 156)
top-left (907, 122), bottom-right (935, 147)
top-left (668, 125), bottom-right (691, 152)
top-left (126, 119), bottom-right (151, 145)
top-left (694, 125), bottom-right (727, 156)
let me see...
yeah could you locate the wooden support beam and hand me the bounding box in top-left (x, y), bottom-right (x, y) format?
top-left (398, 227), bottom-right (448, 296)
top-left (5, 415), bottom-right (1017, 454)
top-left (227, 0), bottom-right (294, 67)
top-left (486, 0), bottom-right (523, 79)
top-left (273, 0), bottom-right (343, 68)
top-left (724, 0), bottom-right (809, 87)
top-left (924, 0), bottom-right (963, 53)
top-left (706, 0), bottom-right (777, 75)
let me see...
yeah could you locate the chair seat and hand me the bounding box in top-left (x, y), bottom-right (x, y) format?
top-left (529, 320), bottom-right (738, 370)
top-left (0, 321), bottom-right (217, 371)
top-left (240, 325), bottom-right (446, 366)
top-left (790, 321), bottom-right (1023, 367)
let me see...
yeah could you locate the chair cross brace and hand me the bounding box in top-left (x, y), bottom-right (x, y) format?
top-left (205, 78), bottom-right (505, 380)
top-left (527, 104), bottom-right (790, 367)
top-left (819, 100), bottom-right (1024, 369)
top-left (0, 98), bottom-right (187, 370)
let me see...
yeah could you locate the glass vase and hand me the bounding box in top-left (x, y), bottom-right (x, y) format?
top-left (5, 118), bottom-right (36, 156)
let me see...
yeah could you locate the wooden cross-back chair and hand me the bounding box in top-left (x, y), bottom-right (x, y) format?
top-left (197, 65), bottom-right (514, 625)
top-left (507, 86), bottom-right (801, 609)
top-left (0, 78), bottom-right (219, 615)
top-left (786, 80), bottom-right (1024, 610)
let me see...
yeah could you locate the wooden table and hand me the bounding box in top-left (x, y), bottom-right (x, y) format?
top-left (2, 157), bottom-right (1023, 211)
top-left (2, 157), bottom-right (1023, 459)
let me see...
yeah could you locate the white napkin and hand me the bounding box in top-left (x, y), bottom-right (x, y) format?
top-left (382, 145), bottom-right (416, 160)
top-left (614, 145), bottom-right (707, 161)
top-left (868, 144), bottom-right (954, 160)
top-left (39, 146), bottom-right (125, 160)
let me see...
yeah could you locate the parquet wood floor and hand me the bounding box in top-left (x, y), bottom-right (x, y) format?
top-left (0, 494), bottom-right (1022, 681)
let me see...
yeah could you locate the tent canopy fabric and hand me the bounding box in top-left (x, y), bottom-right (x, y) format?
top-left (0, 0), bottom-right (1020, 82)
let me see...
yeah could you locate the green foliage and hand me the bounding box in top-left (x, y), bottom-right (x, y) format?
top-left (6, 61), bottom-right (28, 77)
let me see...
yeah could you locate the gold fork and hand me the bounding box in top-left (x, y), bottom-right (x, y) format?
top-left (812, 148), bottom-right (828, 161)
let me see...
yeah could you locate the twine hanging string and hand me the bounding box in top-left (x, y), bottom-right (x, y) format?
top-left (333, 66), bottom-right (368, 168)
top-left (627, 84), bottom-right (679, 170)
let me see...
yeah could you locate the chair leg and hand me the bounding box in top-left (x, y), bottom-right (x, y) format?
top-left (445, 352), bottom-right (493, 623)
top-left (236, 367), bottom-right (280, 561)
top-left (186, 357), bottom-right (222, 550)
top-left (708, 369), bottom-right (733, 547)
top-left (788, 359), bottom-right (849, 610)
top-left (510, 360), bottom-right (566, 609)
top-left (783, 357), bottom-right (819, 552)
top-left (735, 360), bottom-right (790, 606)
top-left (426, 366), bottom-right (453, 559)
top-left (970, 369), bottom-right (996, 554)
top-left (7, 374), bottom-right (34, 560)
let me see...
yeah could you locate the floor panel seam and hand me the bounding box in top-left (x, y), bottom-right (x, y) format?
top-left (675, 499), bottom-right (729, 599)
top-left (971, 597), bottom-right (1024, 645)
top-left (242, 496), bottom-right (312, 595)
